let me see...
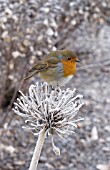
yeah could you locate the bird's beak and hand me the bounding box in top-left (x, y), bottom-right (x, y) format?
top-left (76, 59), bottom-right (80, 62)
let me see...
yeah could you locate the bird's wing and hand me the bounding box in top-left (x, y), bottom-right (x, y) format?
top-left (22, 61), bottom-right (48, 82)
top-left (46, 57), bottom-right (60, 67)
top-left (29, 57), bottom-right (60, 72)
top-left (29, 61), bottom-right (48, 73)
top-left (21, 57), bottom-right (60, 82)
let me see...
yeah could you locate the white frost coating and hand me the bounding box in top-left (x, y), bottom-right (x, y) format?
top-left (13, 82), bottom-right (84, 154)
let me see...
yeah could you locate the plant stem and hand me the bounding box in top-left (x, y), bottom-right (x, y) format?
top-left (29, 128), bottom-right (46, 170)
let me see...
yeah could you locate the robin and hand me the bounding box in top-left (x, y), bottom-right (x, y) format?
top-left (23, 49), bottom-right (80, 86)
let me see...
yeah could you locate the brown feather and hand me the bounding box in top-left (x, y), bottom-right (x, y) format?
top-left (29, 61), bottom-right (48, 73)
top-left (22, 49), bottom-right (78, 83)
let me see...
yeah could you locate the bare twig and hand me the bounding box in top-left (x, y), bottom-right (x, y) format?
top-left (77, 59), bottom-right (110, 71)
top-left (1, 49), bottom-right (30, 125)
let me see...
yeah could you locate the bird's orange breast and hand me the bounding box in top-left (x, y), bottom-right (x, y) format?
top-left (61, 60), bottom-right (76, 77)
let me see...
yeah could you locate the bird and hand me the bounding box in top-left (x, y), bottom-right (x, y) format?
top-left (23, 49), bottom-right (80, 86)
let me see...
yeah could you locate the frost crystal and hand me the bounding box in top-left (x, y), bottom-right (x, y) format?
top-left (13, 82), bottom-right (84, 154)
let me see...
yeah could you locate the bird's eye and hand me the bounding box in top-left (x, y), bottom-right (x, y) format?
top-left (67, 57), bottom-right (71, 60)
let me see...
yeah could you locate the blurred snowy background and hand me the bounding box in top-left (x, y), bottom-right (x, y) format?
top-left (0, 0), bottom-right (110, 170)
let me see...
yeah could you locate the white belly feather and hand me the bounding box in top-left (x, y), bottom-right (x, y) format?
top-left (46, 75), bottom-right (73, 86)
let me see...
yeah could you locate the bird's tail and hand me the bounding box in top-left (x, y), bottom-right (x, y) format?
top-left (21, 70), bottom-right (39, 86)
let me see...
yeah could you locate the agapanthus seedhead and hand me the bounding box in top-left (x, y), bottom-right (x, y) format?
top-left (13, 82), bottom-right (84, 154)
